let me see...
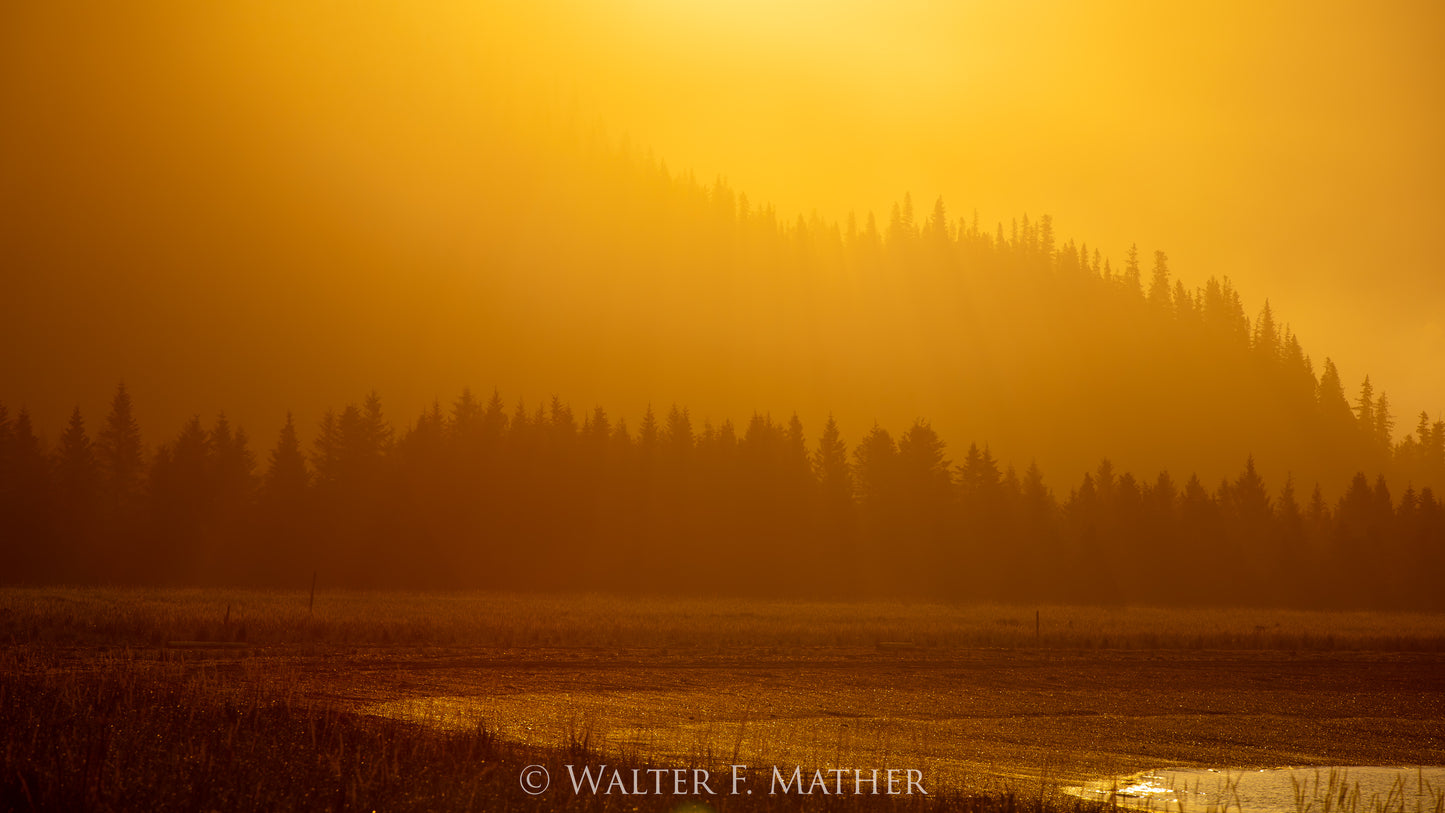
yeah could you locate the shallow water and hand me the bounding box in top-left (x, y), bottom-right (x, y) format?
top-left (1066, 767), bottom-right (1445, 813)
top-left (360, 684), bottom-right (1444, 801)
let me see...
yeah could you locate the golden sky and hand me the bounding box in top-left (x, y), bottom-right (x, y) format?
top-left (2, 0), bottom-right (1442, 456)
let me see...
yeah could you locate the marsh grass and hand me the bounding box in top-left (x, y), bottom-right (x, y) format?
top-left (5, 588), bottom-right (1443, 810)
top-left (1291, 769), bottom-right (1445, 813)
top-left (1076, 768), bottom-right (1445, 813)
top-left (0, 647), bottom-right (1119, 812)
top-left (5, 587), bottom-right (1445, 652)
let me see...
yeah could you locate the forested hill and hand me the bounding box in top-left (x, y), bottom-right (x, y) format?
top-left (400, 124), bottom-right (1438, 493)
top-left (3, 116), bottom-right (1440, 492)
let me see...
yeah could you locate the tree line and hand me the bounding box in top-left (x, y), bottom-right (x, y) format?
top-left (2, 384), bottom-right (1441, 609)
top-left (14, 115), bottom-right (1428, 496)
top-left (433, 123), bottom-right (1442, 490)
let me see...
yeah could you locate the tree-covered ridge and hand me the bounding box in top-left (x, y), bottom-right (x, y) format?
top-left (2, 385), bottom-right (1441, 608)
top-left (1, 117), bottom-right (1427, 490)
top-left (436, 126), bottom-right (1430, 490)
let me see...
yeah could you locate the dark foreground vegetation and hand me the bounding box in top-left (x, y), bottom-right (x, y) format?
top-left (4, 590), bottom-right (1444, 812)
top-left (3, 384), bottom-right (1443, 608)
top-left (0, 646), bottom-right (1110, 813)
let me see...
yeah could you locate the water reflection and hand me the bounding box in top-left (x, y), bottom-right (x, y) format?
top-left (1066, 767), bottom-right (1445, 813)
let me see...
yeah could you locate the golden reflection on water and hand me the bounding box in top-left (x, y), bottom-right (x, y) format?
top-left (365, 690), bottom-right (973, 789)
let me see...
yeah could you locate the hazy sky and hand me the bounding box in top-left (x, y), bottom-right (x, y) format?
top-left (2, 0), bottom-right (1441, 444)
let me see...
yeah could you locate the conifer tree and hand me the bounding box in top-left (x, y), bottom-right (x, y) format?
top-left (96, 383), bottom-right (144, 513)
top-left (263, 412), bottom-right (310, 502)
top-left (1253, 301), bottom-right (1280, 361)
top-left (52, 407), bottom-right (100, 577)
top-left (813, 415), bottom-right (852, 505)
top-left (1122, 244), bottom-right (1142, 294)
top-left (53, 407), bottom-right (98, 508)
top-left (1317, 359), bottom-right (1354, 427)
top-left (1355, 376), bottom-right (1375, 434)
top-left (1148, 250), bottom-right (1172, 310)
top-left (1373, 393), bottom-right (1394, 451)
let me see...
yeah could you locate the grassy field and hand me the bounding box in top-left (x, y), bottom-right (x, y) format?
top-left (6, 587), bottom-right (1445, 651)
top-left (3, 588), bottom-right (1444, 811)
top-left (12, 645), bottom-right (1111, 812)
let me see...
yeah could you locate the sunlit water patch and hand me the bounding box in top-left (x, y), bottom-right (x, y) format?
top-left (363, 692), bottom-right (975, 789)
top-left (365, 692), bottom-right (933, 764)
top-left (1066, 767), bottom-right (1445, 813)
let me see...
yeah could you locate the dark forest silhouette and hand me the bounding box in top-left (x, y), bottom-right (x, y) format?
top-left (5, 139), bottom-right (1444, 607)
top-left (2, 384), bottom-right (1442, 609)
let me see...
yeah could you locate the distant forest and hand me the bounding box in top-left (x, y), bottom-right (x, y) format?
top-left (2, 384), bottom-right (1442, 609)
top-left (339, 124), bottom-right (1440, 489)
top-left (8, 117), bottom-right (1437, 491)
